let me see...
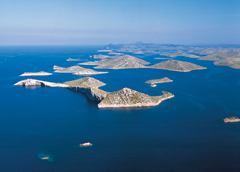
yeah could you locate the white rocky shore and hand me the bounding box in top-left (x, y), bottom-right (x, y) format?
top-left (20, 71), bottom-right (52, 76)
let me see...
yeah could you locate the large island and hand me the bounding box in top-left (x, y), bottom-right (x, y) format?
top-left (14, 77), bottom-right (174, 109)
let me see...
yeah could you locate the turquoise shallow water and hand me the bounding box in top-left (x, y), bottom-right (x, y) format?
top-left (0, 46), bottom-right (239, 172)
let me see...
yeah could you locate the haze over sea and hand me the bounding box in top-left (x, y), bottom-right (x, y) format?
top-left (0, 46), bottom-right (239, 172)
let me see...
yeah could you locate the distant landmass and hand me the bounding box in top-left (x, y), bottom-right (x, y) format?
top-left (105, 43), bottom-right (240, 69)
top-left (53, 65), bottom-right (108, 75)
top-left (20, 71), bottom-right (52, 76)
top-left (146, 77), bottom-right (173, 87)
top-left (79, 55), bottom-right (150, 69)
top-left (66, 58), bottom-right (82, 61)
top-left (150, 60), bottom-right (206, 72)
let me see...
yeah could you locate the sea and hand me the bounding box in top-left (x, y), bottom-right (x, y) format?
top-left (0, 46), bottom-right (239, 172)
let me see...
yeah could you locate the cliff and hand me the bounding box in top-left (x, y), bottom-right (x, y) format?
top-left (146, 77), bottom-right (173, 87)
top-left (64, 77), bottom-right (109, 102)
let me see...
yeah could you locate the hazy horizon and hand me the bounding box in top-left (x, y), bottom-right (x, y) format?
top-left (1, 0), bottom-right (239, 45)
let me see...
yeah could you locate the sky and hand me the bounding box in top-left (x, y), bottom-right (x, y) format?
top-left (0, 0), bottom-right (239, 45)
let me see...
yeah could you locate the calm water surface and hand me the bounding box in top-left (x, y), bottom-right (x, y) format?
top-left (0, 46), bottom-right (239, 172)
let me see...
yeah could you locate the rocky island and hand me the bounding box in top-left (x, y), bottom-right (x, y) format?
top-left (15, 77), bottom-right (174, 109)
top-left (223, 116), bottom-right (240, 124)
top-left (53, 65), bottom-right (108, 75)
top-left (98, 88), bottom-right (174, 108)
top-left (20, 71), bottom-right (52, 76)
top-left (79, 142), bottom-right (92, 147)
top-left (150, 60), bottom-right (206, 72)
top-left (146, 77), bottom-right (173, 87)
top-left (105, 43), bottom-right (240, 69)
top-left (79, 55), bottom-right (150, 69)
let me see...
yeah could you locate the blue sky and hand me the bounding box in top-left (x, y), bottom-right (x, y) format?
top-left (0, 0), bottom-right (239, 45)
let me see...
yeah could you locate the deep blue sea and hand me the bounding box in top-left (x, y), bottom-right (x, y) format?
top-left (0, 46), bottom-right (239, 172)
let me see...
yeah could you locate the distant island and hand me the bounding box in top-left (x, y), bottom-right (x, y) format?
top-left (20, 71), bottom-right (52, 76)
top-left (105, 43), bottom-right (240, 69)
top-left (66, 58), bottom-right (82, 61)
top-left (92, 54), bottom-right (110, 59)
top-left (146, 77), bottom-right (173, 87)
top-left (223, 116), bottom-right (240, 124)
top-left (150, 60), bottom-right (206, 72)
top-left (79, 55), bottom-right (150, 69)
top-left (14, 77), bottom-right (174, 109)
top-left (53, 65), bottom-right (108, 75)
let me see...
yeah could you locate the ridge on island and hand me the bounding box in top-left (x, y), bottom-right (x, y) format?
top-left (98, 88), bottom-right (174, 108)
top-left (20, 71), bottom-right (52, 76)
top-left (53, 65), bottom-right (108, 75)
top-left (223, 116), bottom-right (240, 124)
top-left (146, 77), bottom-right (173, 87)
top-left (79, 55), bottom-right (150, 69)
top-left (150, 60), bottom-right (206, 72)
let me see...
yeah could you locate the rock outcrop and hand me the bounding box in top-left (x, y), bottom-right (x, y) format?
top-left (79, 142), bottom-right (92, 147)
top-left (223, 116), bottom-right (240, 124)
top-left (79, 55), bottom-right (150, 69)
top-left (98, 88), bottom-right (174, 108)
top-left (146, 77), bottom-right (173, 87)
top-left (150, 60), bottom-right (206, 72)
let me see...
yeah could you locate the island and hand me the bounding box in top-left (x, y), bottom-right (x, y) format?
top-left (146, 77), bottom-right (173, 87)
top-left (92, 54), bottom-right (110, 59)
top-left (20, 71), bottom-right (52, 76)
top-left (98, 88), bottom-right (174, 108)
top-left (14, 79), bottom-right (68, 88)
top-left (53, 65), bottom-right (108, 75)
top-left (104, 43), bottom-right (240, 69)
top-left (14, 77), bottom-right (174, 109)
top-left (66, 58), bottom-right (82, 61)
top-left (223, 116), bottom-right (240, 124)
top-left (150, 60), bottom-right (206, 72)
top-left (79, 55), bottom-right (150, 69)
top-left (79, 142), bottom-right (92, 147)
